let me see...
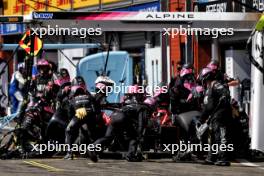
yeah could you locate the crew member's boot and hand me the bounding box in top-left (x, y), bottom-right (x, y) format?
top-left (214, 127), bottom-right (230, 166)
top-left (64, 151), bottom-right (73, 160)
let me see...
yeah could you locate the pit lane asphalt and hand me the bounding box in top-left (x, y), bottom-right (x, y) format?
top-left (0, 158), bottom-right (264, 176)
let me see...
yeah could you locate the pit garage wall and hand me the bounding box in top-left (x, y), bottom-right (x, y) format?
top-left (225, 49), bottom-right (250, 101)
top-left (169, 0), bottom-right (200, 77)
top-left (145, 46), bottom-right (170, 94)
top-left (58, 48), bottom-right (86, 80)
top-left (192, 0), bottom-right (264, 75)
top-left (169, 0), bottom-right (186, 77)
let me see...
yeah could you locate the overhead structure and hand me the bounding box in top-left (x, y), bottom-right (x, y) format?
top-left (2, 12), bottom-right (259, 30)
top-left (1, 43), bottom-right (101, 51)
top-left (23, 11), bottom-right (262, 31)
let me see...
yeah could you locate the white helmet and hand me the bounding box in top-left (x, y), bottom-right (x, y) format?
top-left (95, 76), bottom-right (115, 85)
top-left (18, 62), bottom-right (25, 69)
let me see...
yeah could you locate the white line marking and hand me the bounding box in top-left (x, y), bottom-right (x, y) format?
top-left (236, 159), bottom-right (264, 171)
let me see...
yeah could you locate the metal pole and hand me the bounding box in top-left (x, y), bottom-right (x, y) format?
top-left (70, 0), bottom-right (73, 11)
top-left (45, 0), bottom-right (48, 11)
top-left (160, 0), bottom-right (169, 83)
top-left (103, 34), bottom-right (113, 75)
top-left (262, 30), bottom-right (264, 85)
top-left (99, 0), bottom-right (102, 11)
top-left (21, 0), bottom-right (24, 15)
top-left (186, 0), bottom-right (193, 64)
top-left (211, 38), bottom-right (219, 61)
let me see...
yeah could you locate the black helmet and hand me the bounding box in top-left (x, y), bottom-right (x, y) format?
top-left (176, 61), bottom-right (184, 72)
top-left (48, 61), bottom-right (58, 73)
top-left (37, 59), bottom-right (51, 75)
top-left (71, 76), bottom-right (86, 88)
top-left (207, 59), bottom-right (219, 71)
top-left (59, 68), bottom-right (70, 79)
top-left (180, 63), bottom-right (195, 82)
top-left (70, 85), bottom-right (86, 97)
top-left (182, 63), bottom-right (193, 69)
top-left (54, 68), bottom-right (71, 88)
top-left (198, 67), bottom-right (215, 85)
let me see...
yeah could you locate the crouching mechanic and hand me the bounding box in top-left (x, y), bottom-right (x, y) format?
top-left (198, 67), bottom-right (233, 166)
top-left (89, 85), bottom-right (153, 162)
top-left (64, 77), bottom-right (97, 160)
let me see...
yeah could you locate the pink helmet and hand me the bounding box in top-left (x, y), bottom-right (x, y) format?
top-left (37, 59), bottom-right (49, 66)
top-left (201, 67), bottom-right (212, 77)
top-left (70, 85), bottom-right (86, 96)
top-left (198, 67), bottom-right (214, 85)
top-left (207, 60), bottom-right (219, 71)
top-left (180, 68), bottom-right (193, 78)
top-left (54, 77), bottom-right (70, 86)
top-left (180, 64), bottom-right (194, 78)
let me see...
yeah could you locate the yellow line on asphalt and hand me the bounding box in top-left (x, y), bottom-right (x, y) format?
top-left (23, 160), bottom-right (64, 172)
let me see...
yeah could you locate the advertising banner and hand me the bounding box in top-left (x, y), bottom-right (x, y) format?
top-left (74, 0), bottom-right (123, 9)
top-left (114, 1), bottom-right (160, 12)
top-left (3, 0), bottom-right (124, 15)
top-left (194, 0), bottom-right (232, 12)
top-left (0, 23), bottom-right (25, 35)
top-left (194, 0), bottom-right (264, 12)
top-left (31, 11), bottom-right (260, 22)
